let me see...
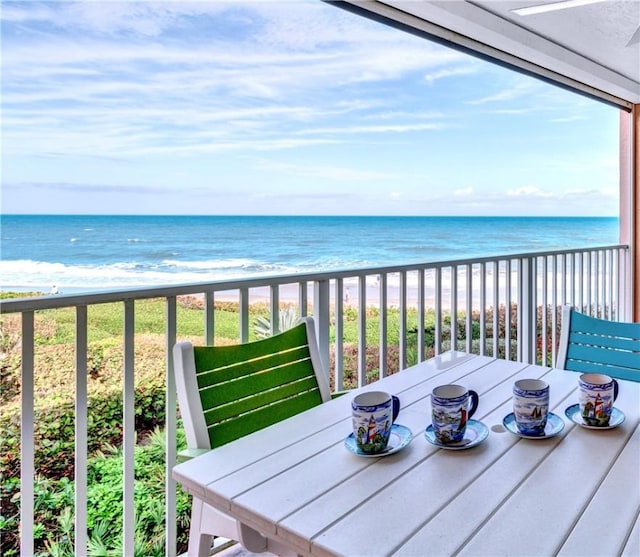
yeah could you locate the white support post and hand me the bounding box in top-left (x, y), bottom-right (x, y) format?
top-left (313, 279), bottom-right (331, 381)
top-left (519, 256), bottom-right (536, 364)
top-left (379, 274), bottom-right (388, 377)
top-left (75, 306), bottom-right (88, 557)
top-left (239, 287), bottom-right (249, 343)
top-left (357, 275), bottom-right (367, 386)
top-left (270, 285), bottom-right (280, 335)
top-left (299, 281), bottom-right (308, 317)
top-left (334, 279), bottom-right (344, 391)
top-left (123, 300), bottom-right (135, 557)
top-left (417, 270), bottom-right (425, 362)
top-left (435, 267), bottom-right (442, 355)
top-left (20, 311), bottom-right (34, 557)
top-left (165, 297), bottom-right (178, 557)
top-left (399, 271), bottom-right (407, 370)
top-left (205, 291), bottom-right (214, 345)
top-left (466, 264), bottom-right (473, 354)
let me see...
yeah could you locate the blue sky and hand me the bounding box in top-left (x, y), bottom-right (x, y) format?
top-left (1, 0), bottom-right (621, 216)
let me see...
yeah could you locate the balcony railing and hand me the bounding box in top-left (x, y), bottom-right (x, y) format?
top-left (0, 244), bottom-right (629, 556)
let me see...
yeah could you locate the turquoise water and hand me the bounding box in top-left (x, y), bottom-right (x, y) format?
top-left (0, 215), bottom-right (619, 293)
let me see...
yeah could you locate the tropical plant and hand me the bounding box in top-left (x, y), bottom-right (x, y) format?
top-left (253, 307), bottom-right (300, 338)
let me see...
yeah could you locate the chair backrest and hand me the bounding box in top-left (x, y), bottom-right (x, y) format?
top-left (556, 305), bottom-right (640, 381)
top-left (173, 316), bottom-right (331, 450)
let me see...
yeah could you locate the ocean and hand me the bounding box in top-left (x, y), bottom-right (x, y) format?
top-left (0, 215), bottom-right (619, 294)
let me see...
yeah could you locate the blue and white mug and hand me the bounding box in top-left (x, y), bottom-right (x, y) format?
top-left (513, 379), bottom-right (549, 435)
top-left (351, 391), bottom-right (400, 454)
top-left (431, 384), bottom-right (479, 444)
top-left (579, 373), bottom-right (619, 427)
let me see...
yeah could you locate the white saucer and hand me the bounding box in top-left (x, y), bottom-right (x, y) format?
top-left (565, 404), bottom-right (625, 430)
top-left (503, 412), bottom-right (565, 439)
top-left (345, 424), bottom-right (413, 457)
top-left (424, 419), bottom-right (489, 450)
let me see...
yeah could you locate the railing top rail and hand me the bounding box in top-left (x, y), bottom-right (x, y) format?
top-left (0, 244), bottom-right (628, 314)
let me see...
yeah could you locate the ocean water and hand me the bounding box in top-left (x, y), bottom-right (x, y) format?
top-left (0, 215), bottom-right (619, 294)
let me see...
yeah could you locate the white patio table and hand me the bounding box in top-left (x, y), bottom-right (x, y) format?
top-left (173, 352), bottom-right (640, 557)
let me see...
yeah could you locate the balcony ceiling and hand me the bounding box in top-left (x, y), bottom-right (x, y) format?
top-left (337, 0), bottom-right (640, 108)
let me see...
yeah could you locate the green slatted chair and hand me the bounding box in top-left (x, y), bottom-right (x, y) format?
top-left (173, 316), bottom-right (331, 556)
top-left (556, 306), bottom-right (640, 382)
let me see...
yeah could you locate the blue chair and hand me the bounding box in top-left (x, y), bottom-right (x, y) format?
top-left (556, 306), bottom-right (640, 382)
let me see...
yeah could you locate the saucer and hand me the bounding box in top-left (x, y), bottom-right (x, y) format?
top-left (565, 404), bottom-right (625, 430)
top-left (345, 423), bottom-right (413, 457)
top-left (424, 419), bottom-right (489, 450)
top-left (503, 412), bottom-right (565, 439)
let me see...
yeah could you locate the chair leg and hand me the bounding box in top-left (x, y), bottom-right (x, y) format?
top-left (188, 499), bottom-right (214, 557)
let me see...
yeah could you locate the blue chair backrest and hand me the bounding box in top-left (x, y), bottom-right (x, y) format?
top-left (557, 306), bottom-right (640, 382)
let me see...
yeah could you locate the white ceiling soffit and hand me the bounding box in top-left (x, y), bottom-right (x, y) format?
top-left (331, 0), bottom-right (640, 110)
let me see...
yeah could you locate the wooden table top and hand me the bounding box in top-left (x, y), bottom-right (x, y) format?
top-left (173, 352), bottom-right (640, 557)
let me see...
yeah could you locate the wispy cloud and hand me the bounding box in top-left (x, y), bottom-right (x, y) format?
top-left (252, 158), bottom-right (394, 181)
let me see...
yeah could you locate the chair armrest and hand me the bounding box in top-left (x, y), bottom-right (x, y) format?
top-left (177, 448), bottom-right (212, 463)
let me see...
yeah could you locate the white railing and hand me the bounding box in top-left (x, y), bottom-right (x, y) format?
top-left (0, 245), bottom-right (629, 556)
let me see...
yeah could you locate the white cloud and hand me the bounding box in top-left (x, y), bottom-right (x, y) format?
top-left (506, 186), bottom-right (554, 198)
top-left (424, 64), bottom-right (480, 84)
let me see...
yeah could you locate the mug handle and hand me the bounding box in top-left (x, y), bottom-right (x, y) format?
top-left (391, 395), bottom-right (400, 422)
top-left (468, 390), bottom-right (479, 419)
top-left (612, 379), bottom-right (619, 402)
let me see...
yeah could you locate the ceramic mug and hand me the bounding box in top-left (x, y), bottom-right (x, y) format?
top-left (513, 379), bottom-right (549, 435)
top-left (431, 384), bottom-right (479, 444)
top-left (351, 391), bottom-right (400, 454)
top-left (578, 373), bottom-right (619, 427)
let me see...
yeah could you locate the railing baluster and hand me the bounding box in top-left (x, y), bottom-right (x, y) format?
top-left (598, 249), bottom-right (602, 314)
top-left (314, 279), bottom-right (331, 380)
top-left (205, 291), bottom-right (214, 345)
top-left (506, 259), bottom-right (513, 361)
top-left (270, 285), bottom-right (280, 335)
top-left (334, 279), bottom-right (344, 391)
top-left (466, 264), bottom-right (473, 354)
top-left (541, 255), bottom-right (548, 366)
top-left (239, 288), bottom-right (249, 342)
top-left (399, 271), bottom-right (407, 369)
top-left (578, 252), bottom-right (584, 312)
top-left (75, 306), bottom-right (88, 557)
top-left (586, 251), bottom-right (593, 315)
top-left (561, 252), bottom-right (567, 308)
top-left (492, 261), bottom-right (499, 358)
top-left (379, 274), bottom-right (388, 377)
top-left (123, 300), bottom-right (135, 557)
top-left (607, 249), bottom-right (613, 319)
top-left (357, 275), bottom-right (367, 386)
top-left (517, 259), bottom-right (523, 362)
top-left (165, 297), bottom-right (178, 557)
top-left (435, 266), bottom-right (442, 355)
top-left (479, 262), bottom-right (486, 356)
top-left (417, 269), bottom-right (425, 362)
top-left (20, 310), bottom-right (35, 557)
top-left (551, 255), bottom-right (558, 366)
top-left (451, 265), bottom-right (458, 352)
top-left (299, 281), bottom-right (308, 317)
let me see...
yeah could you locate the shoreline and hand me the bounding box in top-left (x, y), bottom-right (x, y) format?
top-left (2, 282), bottom-right (513, 314)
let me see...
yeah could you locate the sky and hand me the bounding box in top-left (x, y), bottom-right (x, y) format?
top-left (0, 0), bottom-right (622, 217)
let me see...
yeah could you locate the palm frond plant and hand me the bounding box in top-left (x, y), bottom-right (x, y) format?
top-left (253, 307), bottom-right (300, 338)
